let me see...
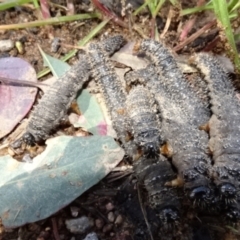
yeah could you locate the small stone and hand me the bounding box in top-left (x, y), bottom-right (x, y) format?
top-left (70, 206), bottom-right (80, 217)
top-left (51, 37), bottom-right (61, 53)
top-left (102, 223), bottom-right (113, 233)
top-left (0, 39), bottom-right (14, 52)
top-left (105, 202), bottom-right (114, 211)
top-left (114, 214), bottom-right (123, 225)
top-left (107, 212), bottom-right (115, 223)
top-left (83, 232), bottom-right (98, 240)
top-left (95, 219), bottom-right (104, 229)
top-left (65, 216), bottom-right (93, 234)
top-left (15, 41), bottom-right (25, 54)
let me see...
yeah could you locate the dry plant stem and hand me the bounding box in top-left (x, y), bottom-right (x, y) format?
top-left (179, 16), bottom-right (197, 41)
top-left (137, 185), bottom-right (154, 240)
top-left (92, 0), bottom-right (127, 27)
top-left (174, 20), bottom-right (216, 52)
top-left (51, 217), bottom-right (61, 240)
top-left (150, 18), bottom-right (156, 39)
top-left (203, 35), bottom-right (220, 51)
top-left (179, 0), bottom-right (206, 41)
top-left (132, 25), bottom-right (149, 39)
top-left (160, 7), bottom-right (173, 39)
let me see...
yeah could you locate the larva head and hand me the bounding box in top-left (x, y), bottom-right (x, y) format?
top-left (158, 207), bottom-right (179, 227)
top-left (219, 183), bottom-right (237, 203)
top-left (189, 186), bottom-right (212, 204)
top-left (142, 142), bottom-right (159, 158)
top-left (101, 35), bottom-right (126, 55)
top-left (185, 180), bottom-right (213, 207)
top-left (226, 207), bottom-right (240, 222)
top-left (22, 132), bottom-right (36, 146)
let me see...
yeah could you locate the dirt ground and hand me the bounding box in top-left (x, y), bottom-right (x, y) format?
top-left (0, 0), bottom-right (240, 239)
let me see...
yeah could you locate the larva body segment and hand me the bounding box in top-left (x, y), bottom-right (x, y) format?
top-left (194, 53), bottom-right (240, 205)
top-left (134, 155), bottom-right (180, 226)
top-left (136, 40), bottom-right (211, 126)
top-left (126, 85), bottom-right (163, 157)
top-left (87, 40), bottom-right (134, 156)
top-left (21, 36), bottom-right (126, 145)
top-left (125, 66), bottom-right (213, 206)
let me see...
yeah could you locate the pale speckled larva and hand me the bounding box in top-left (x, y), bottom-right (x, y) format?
top-left (125, 65), bottom-right (214, 207)
top-left (194, 53), bottom-right (240, 220)
top-left (134, 155), bottom-right (181, 227)
top-left (126, 85), bottom-right (163, 157)
top-left (17, 35), bottom-right (126, 146)
top-left (134, 39), bottom-right (211, 127)
top-left (87, 39), bottom-right (135, 157)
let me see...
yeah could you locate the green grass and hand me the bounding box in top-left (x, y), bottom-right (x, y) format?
top-left (182, 0), bottom-right (240, 72)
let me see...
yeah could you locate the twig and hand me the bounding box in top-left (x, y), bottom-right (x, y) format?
top-left (174, 19), bottom-right (216, 52)
top-left (51, 217), bottom-right (60, 240)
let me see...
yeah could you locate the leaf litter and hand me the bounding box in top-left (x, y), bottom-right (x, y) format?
top-left (0, 135), bottom-right (124, 227)
top-left (0, 57), bottom-right (38, 139)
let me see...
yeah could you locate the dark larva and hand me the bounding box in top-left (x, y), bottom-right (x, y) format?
top-left (116, 179), bottom-right (160, 239)
top-left (23, 54), bottom-right (90, 145)
top-left (125, 66), bottom-right (214, 207)
top-left (135, 39), bottom-right (211, 127)
top-left (134, 155), bottom-right (181, 227)
top-left (87, 39), bottom-right (135, 157)
top-left (193, 53), bottom-right (240, 208)
top-left (18, 36), bottom-right (126, 146)
top-left (126, 85), bottom-right (163, 157)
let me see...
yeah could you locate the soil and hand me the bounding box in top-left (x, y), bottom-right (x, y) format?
top-left (0, 0), bottom-right (240, 240)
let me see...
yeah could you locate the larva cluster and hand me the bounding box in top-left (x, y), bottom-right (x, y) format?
top-left (194, 53), bottom-right (240, 220)
top-left (125, 63), bottom-right (213, 207)
top-left (16, 35), bottom-right (126, 146)
top-left (126, 85), bottom-right (163, 157)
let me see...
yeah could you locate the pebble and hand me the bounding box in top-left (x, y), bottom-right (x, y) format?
top-left (95, 219), bottom-right (104, 229)
top-left (102, 223), bottom-right (113, 233)
top-left (65, 216), bottom-right (93, 234)
top-left (51, 37), bottom-right (60, 53)
top-left (0, 39), bottom-right (14, 52)
top-left (114, 214), bottom-right (123, 225)
top-left (105, 202), bottom-right (114, 211)
top-left (70, 206), bottom-right (80, 217)
top-left (83, 232), bottom-right (99, 240)
top-left (107, 212), bottom-right (115, 222)
top-left (15, 40), bottom-right (24, 54)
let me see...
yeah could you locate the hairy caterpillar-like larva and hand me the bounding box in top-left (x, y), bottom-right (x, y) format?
top-left (126, 85), bottom-right (163, 157)
top-left (134, 155), bottom-right (181, 227)
top-left (193, 53), bottom-right (240, 213)
top-left (125, 66), bottom-right (214, 207)
top-left (87, 38), bottom-right (135, 157)
top-left (17, 35), bottom-right (126, 146)
top-left (134, 39), bottom-right (211, 127)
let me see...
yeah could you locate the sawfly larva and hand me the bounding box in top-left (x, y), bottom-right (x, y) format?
top-left (126, 85), bottom-right (163, 157)
top-left (134, 155), bottom-right (181, 227)
top-left (87, 37), bottom-right (135, 157)
top-left (193, 53), bottom-right (240, 213)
